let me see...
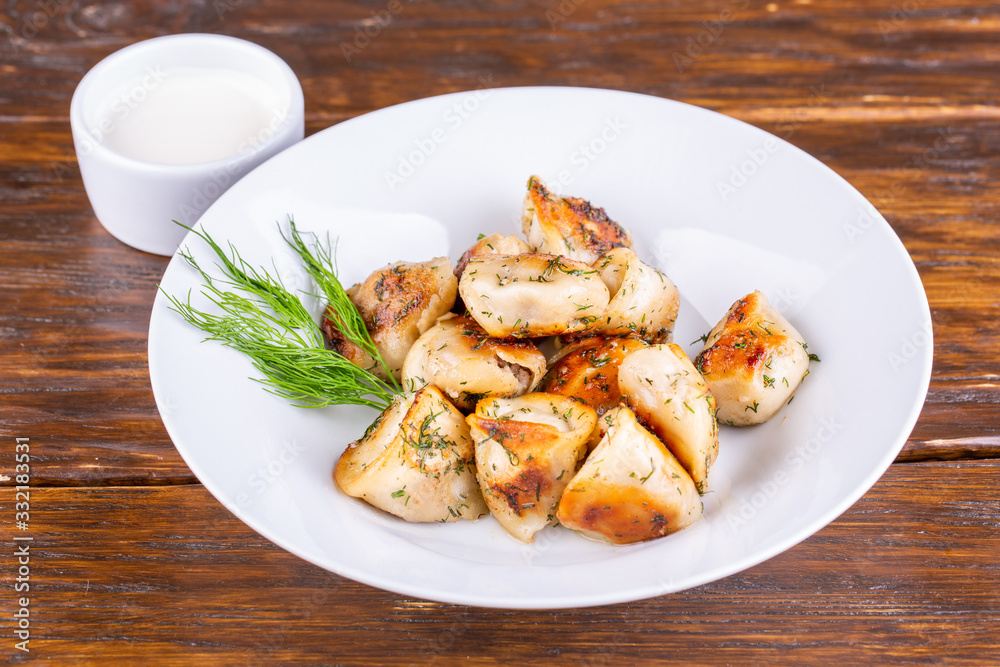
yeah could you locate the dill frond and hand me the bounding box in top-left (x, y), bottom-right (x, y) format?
top-left (163, 220), bottom-right (400, 410)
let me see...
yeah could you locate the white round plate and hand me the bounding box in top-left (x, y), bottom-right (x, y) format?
top-left (148, 87), bottom-right (932, 609)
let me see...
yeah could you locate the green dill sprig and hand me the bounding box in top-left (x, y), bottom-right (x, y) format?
top-left (282, 219), bottom-right (397, 385)
top-left (163, 221), bottom-right (399, 410)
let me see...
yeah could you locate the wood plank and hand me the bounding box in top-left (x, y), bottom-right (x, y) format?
top-left (1, 0), bottom-right (999, 119)
top-left (897, 435), bottom-right (1000, 462)
top-left (0, 459), bottom-right (997, 663)
top-left (0, 154), bottom-right (182, 483)
top-left (1, 113), bottom-right (998, 481)
top-left (2, 0), bottom-right (998, 481)
top-left (1, 0), bottom-right (997, 663)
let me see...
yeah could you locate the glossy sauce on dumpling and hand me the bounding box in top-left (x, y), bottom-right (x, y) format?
top-left (539, 336), bottom-right (648, 449)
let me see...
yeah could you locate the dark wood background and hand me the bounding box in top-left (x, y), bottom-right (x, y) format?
top-left (1, 0), bottom-right (998, 663)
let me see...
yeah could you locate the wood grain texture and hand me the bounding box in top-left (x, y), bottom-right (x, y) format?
top-left (1, 0), bottom-right (999, 662)
top-left (1, 116), bottom-right (996, 482)
top-left (1, 460), bottom-right (998, 664)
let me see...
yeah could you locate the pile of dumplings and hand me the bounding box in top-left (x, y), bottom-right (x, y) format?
top-left (330, 176), bottom-right (813, 545)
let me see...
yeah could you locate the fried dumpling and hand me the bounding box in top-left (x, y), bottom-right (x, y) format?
top-left (458, 253), bottom-right (610, 338)
top-left (453, 233), bottom-right (533, 314)
top-left (323, 258), bottom-right (457, 381)
top-left (538, 335), bottom-right (649, 450)
top-left (618, 344), bottom-right (719, 493)
top-left (454, 233), bottom-right (532, 278)
top-left (402, 314), bottom-right (547, 411)
top-left (521, 175), bottom-right (632, 265)
top-left (556, 405), bottom-right (702, 545)
top-left (468, 393), bottom-right (596, 543)
top-left (587, 247), bottom-right (680, 343)
top-left (695, 291), bottom-right (811, 426)
top-left (334, 385), bottom-right (487, 522)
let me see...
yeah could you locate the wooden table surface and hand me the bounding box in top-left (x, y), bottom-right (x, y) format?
top-left (2, 0), bottom-right (998, 663)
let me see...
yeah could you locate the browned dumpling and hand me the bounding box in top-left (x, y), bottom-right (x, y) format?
top-left (695, 291), bottom-right (811, 426)
top-left (468, 393), bottom-right (596, 543)
top-left (556, 405), bottom-right (702, 545)
top-left (334, 385), bottom-right (487, 523)
top-left (538, 336), bottom-right (648, 450)
top-left (452, 233), bottom-right (533, 314)
top-left (521, 175), bottom-right (632, 265)
top-left (401, 314), bottom-right (547, 411)
top-left (323, 258), bottom-right (456, 381)
top-left (458, 253), bottom-right (609, 338)
top-left (454, 233), bottom-right (532, 278)
top-left (588, 247), bottom-right (680, 343)
top-left (618, 344), bottom-right (718, 493)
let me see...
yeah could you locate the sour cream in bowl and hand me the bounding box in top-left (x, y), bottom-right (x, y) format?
top-left (71, 33), bottom-right (305, 256)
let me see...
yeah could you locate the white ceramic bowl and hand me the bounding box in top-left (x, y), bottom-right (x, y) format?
top-left (71, 33), bottom-right (305, 256)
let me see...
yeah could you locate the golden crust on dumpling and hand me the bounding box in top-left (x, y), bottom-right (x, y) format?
top-left (695, 291), bottom-right (810, 426)
top-left (557, 405), bottom-right (702, 545)
top-left (521, 176), bottom-right (631, 265)
top-left (323, 258), bottom-right (456, 380)
top-left (469, 393), bottom-right (596, 543)
top-left (539, 336), bottom-right (648, 450)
